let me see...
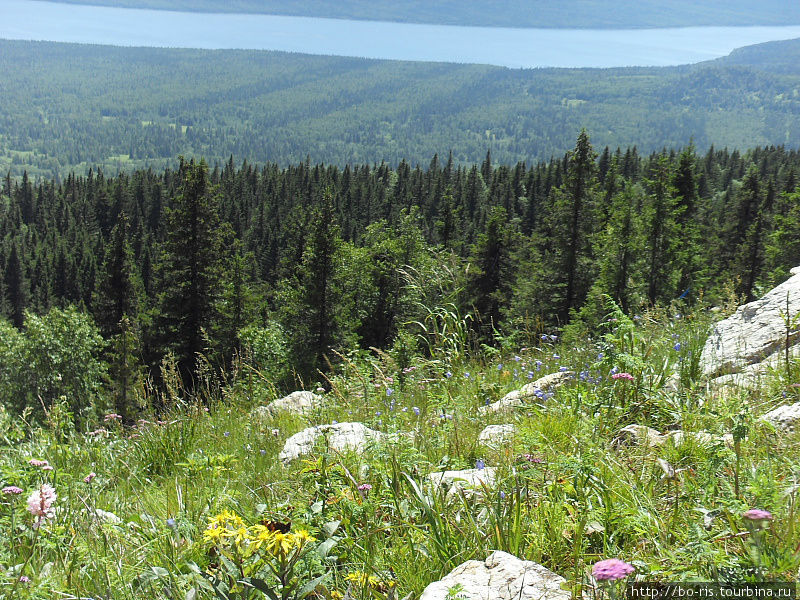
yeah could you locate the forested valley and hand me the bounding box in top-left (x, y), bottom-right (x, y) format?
top-left (4, 37), bottom-right (800, 179)
top-left (2, 133), bottom-right (799, 421)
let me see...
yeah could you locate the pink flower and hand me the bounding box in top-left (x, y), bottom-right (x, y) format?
top-left (18, 575), bottom-right (30, 583)
top-left (592, 558), bottom-right (635, 581)
top-left (611, 372), bottom-right (635, 381)
top-left (357, 483), bottom-right (372, 493)
top-left (743, 509), bottom-right (773, 522)
top-left (84, 472), bottom-right (97, 484)
top-left (2, 486), bottom-right (23, 495)
top-left (42, 465), bottom-right (54, 471)
top-left (27, 484), bottom-right (57, 527)
top-left (104, 413), bottom-right (122, 422)
top-left (29, 459), bottom-right (49, 468)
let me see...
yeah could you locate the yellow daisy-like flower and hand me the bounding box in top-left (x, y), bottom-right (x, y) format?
top-left (293, 529), bottom-right (316, 546)
top-left (203, 524), bottom-right (225, 544)
top-left (331, 592), bottom-right (344, 600)
top-left (249, 524), bottom-right (275, 551)
top-left (227, 525), bottom-right (251, 548)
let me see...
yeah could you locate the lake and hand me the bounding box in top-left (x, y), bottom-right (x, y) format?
top-left (3, 0), bottom-right (800, 68)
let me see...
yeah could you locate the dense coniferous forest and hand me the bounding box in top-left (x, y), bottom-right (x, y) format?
top-left (4, 38), bottom-right (800, 178)
top-left (2, 133), bottom-right (800, 418)
top-left (45, 0), bottom-right (800, 28)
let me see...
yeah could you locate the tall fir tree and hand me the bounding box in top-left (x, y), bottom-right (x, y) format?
top-left (154, 158), bottom-right (229, 386)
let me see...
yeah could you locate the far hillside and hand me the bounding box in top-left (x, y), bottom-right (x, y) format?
top-left (44, 0), bottom-right (800, 28)
top-left (3, 37), bottom-right (800, 178)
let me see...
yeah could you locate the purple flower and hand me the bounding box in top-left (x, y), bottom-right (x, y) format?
top-left (357, 483), bottom-right (372, 493)
top-left (553, 354), bottom-right (560, 360)
top-left (223, 431), bottom-right (230, 437)
top-left (673, 342), bottom-right (682, 351)
top-left (445, 371), bottom-right (452, 379)
top-left (475, 459), bottom-right (485, 470)
top-left (19, 576), bottom-right (30, 583)
top-left (166, 517), bottom-right (177, 529)
top-left (559, 366), bottom-right (568, 372)
top-left (413, 407), bottom-right (420, 416)
top-left (2, 486), bottom-right (23, 495)
top-left (386, 387), bottom-right (394, 397)
top-left (743, 509), bottom-right (773, 522)
top-left (592, 558), bottom-right (635, 581)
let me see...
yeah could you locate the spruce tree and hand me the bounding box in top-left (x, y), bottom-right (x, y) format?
top-left (155, 158), bottom-right (228, 386)
top-left (4, 242), bottom-right (28, 329)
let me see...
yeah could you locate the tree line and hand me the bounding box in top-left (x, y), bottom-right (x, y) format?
top-left (1, 133), bottom-right (799, 420)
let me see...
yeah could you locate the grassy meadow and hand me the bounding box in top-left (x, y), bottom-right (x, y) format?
top-left (1, 301), bottom-right (800, 599)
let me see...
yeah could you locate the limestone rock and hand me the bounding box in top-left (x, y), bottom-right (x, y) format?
top-left (279, 422), bottom-right (382, 462)
top-left (613, 424), bottom-right (731, 449)
top-left (83, 508), bottom-right (122, 525)
top-left (760, 403), bottom-right (800, 433)
top-left (427, 467), bottom-right (497, 494)
top-left (419, 550), bottom-right (570, 600)
top-left (701, 266), bottom-right (800, 378)
top-left (254, 390), bottom-right (324, 419)
top-left (478, 371), bottom-right (573, 415)
top-left (478, 424), bottom-right (517, 447)
top-left (612, 424), bottom-right (666, 449)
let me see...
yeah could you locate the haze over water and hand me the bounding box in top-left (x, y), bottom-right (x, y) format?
top-left (4, 0), bottom-right (800, 68)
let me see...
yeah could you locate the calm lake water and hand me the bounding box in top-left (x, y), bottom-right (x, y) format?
top-left (4, 0), bottom-right (800, 68)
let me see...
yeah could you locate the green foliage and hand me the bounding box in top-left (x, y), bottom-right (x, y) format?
top-left (0, 307), bottom-right (106, 420)
top-left (6, 38), bottom-right (800, 179)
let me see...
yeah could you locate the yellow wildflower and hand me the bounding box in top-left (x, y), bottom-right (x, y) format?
top-left (293, 529), bottom-right (316, 546)
top-left (203, 524), bottom-right (225, 544)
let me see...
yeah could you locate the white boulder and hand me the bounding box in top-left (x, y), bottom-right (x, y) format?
top-left (760, 403), bottom-right (800, 433)
top-left (478, 424), bottom-right (517, 447)
top-left (419, 550), bottom-right (570, 600)
top-left (479, 371), bottom-right (573, 415)
top-left (279, 422), bottom-right (382, 462)
top-left (701, 266), bottom-right (800, 378)
top-left (253, 390), bottom-right (324, 419)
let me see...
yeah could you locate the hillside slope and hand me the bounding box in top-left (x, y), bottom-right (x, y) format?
top-left (44, 0), bottom-right (800, 28)
top-left (2, 38), bottom-right (800, 177)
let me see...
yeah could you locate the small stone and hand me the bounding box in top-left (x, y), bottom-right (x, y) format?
top-left (279, 422), bottom-right (383, 462)
top-left (478, 424), bottom-right (517, 447)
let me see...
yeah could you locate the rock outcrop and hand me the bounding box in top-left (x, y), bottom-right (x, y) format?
top-left (612, 424), bottom-right (732, 449)
top-left (478, 424), bottom-right (517, 447)
top-left (701, 266), bottom-right (800, 379)
top-left (419, 550), bottom-right (570, 600)
top-left (279, 422), bottom-right (382, 462)
top-left (427, 467), bottom-right (497, 496)
top-left (760, 403), bottom-right (800, 433)
top-left (478, 371), bottom-right (573, 415)
top-left (253, 390), bottom-right (324, 419)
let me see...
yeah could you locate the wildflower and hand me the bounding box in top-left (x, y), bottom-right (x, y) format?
top-left (358, 483), bottom-right (372, 494)
top-left (42, 465), bottom-right (54, 471)
top-left (445, 371), bottom-right (452, 379)
top-left (166, 517), bottom-right (177, 529)
top-left (19, 576), bottom-right (30, 583)
top-left (559, 366), bottom-right (568, 372)
top-left (413, 407), bottom-right (420, 416)
top-left (104, 413), bottom-right (122, 422)
top-left (499, 491), bottom-right (506, 499)
top-left (553, 354), bottom-right (560, 360)
top-left (316, 387), bottom-right (326, 393)
top-left (2, 486), bottom-right (23, 495)
top-left (611, 372), bottom-right (634, 381)
top-left (527, 370), bottom-right (535, 379)
top-left (743, 509), bottom-right (773, 522)
top-left (27, 484), bottom-right (57, 526)
top-left (29, 459), bottom-right (48, 468)
top-left (83, 472), bottom-right (96, 483)
top-left (592, 558), bottom-right (635, 581)
top-left (475, 459), bottom-right (485, 470)
top-left (497, 364), bottom-right (503, 370)
top-left (223, 431), bottom-right (230, 437)
top-left (514, 355), bottom-right (521, 362)
top-left (386, 387), bottom-right (394, 397)
top-left (260, 449), bottom-right (267, 456)
top-left (464, 371), bottom-right (471, 379)
top-left (673, 342), bottom-right (682, 351)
